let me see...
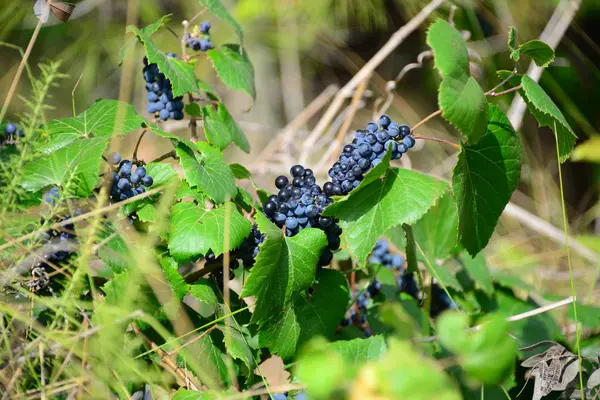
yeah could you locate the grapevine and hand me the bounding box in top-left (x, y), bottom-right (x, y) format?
top-left (0, 2), bottom-right (595, 400)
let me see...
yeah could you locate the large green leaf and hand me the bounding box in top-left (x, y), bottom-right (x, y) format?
top-left (412, 192), bottom-right (458, 263)
top-left (376, 338), bottom-right (462, 399)
top-left (120, 14), bottom-right (172, 64)
top-left (323, 168), bottom-right (448, 264)
top-left (258, 269), bottom-right (350, 360)
top-left (437, 312), bottom-right (517, 384)
top-left (511, 40), bottom-right (555, 67)
top-left (452, 104), bottom-right (522, 256)
top-left (127, 26), bottom-right (198, 97)
top-left (329, 335), bottom-right (387, 362)
top-left (241, 213), bottom-right (327, 325)
top-left (175, 142), bottom-right (237, 203)
top-left (42, 100), bottom-right (144, 153)
top-left (520, 75), bottom-right (577, 162)
top-left (168, 201), bottom-right (252, 261)
top-left (207, 45), bottom-right (255, 100)
top-left (202, 103), bottom-right (250, 153)
top-left (427, 19), bottom-right (488, 143)
top-left (198, 0), bottom-right (244, 45)
top-left (20, 138), bottom-right (107, 196)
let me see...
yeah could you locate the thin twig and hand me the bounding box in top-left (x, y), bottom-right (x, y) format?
top-left (411, 109), bottom-right (442, 132)
top-left (166, 323), bottom-right (218, 356)
top-left (421, 296), bottom-right (575, 342)
top-left (150, 150), bottom-right (176, 163)
top-left (488, 85), bottom-right (522, 97)
top-left (0, 18), bottom-right (44, 124)
top-left (298, 0), bottom-right (446, 164)
top-left (413, 135), bottom-right (460, 149)
top-left (71, 72), bottom-right (84, 116)
top-left (0, 186), bottom-right (167, 252)
top-left (485, 69), bottom-right (517, 96)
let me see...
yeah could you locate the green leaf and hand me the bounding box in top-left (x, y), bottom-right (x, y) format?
top-left (241, 213), bottom-right (327, 325)
top-left (168, 201), bottom-right (252, 261)
top-left (177, 180), bottom-right (205, 203)
top-left (295, 336), bottom-right (387, 399)
top-left (259, 269), bottom-right (350, 360)
top-left (230, 163), bottom-right (251, 180)
top-left (189, 280), bottom-right (220, 307)
top-left (198, 0), bottom-right (245, 45)
top-left (159, 256), bottom-right (189, 300)
top-left (437, 312), bottom-right (517, 384)
top-left (207, 45), bottom-right (255, 100)
top-left (520, 75), bottom-right (577, 162)
top-left (323, 168), bottom-right (448, 264)
top-left (184, 103), bottom-right (203, 117)
top-left (42, 100), bottom-right (144, 153)
top-left (412, 192), bottom-right (458, 263)
top-left (172, 390), bottom-right (214, 400)
top-left (96, 224), bottom-right (131, 274)
top-left (20, 138), bottom-right (107, 196)
top-left (120, 14), bottom-right (172, 64)
top-left (452, 104), bottom-right (522, 256)
top-left (507, 26), bottom-right (517, 52)
top-left (329, 335), bottom-right (387, 362)
top-left (511, 40), bottom-right (555, 67)
top-left (460, 252), bottom-right (494, 295)
top-left (572, 137), bottom-right (600, 163)
top-left (151, 124), bottom-right (197, 150)
top-left (175, 142), bottom-right (238, 203)
top-left (376, 338), bottom-right (462, 399)
top-left (202, 103), bottom-right (250, 153)
top-left (427, 19), bottom-right (488, 143)
top-left (184, 334), bottom-right (230, 387)
top-left (127, 26), bottom-right (198, 97)
top-left (217, 325), bottom-right (257, 377)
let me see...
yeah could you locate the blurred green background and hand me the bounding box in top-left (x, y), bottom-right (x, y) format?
top-left (2, 0), bottom-right (600, 304)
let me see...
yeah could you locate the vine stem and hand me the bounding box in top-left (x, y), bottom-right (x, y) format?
top-left (413, 135), bottom-right (460, 149)
top-left (554, 122), bottom-right (585, 399)
top-left (488, 85), bottom-right (522, 97)
top-left (410, 109), bottom-right (442, 133)
top-left (132, 128), bottom-right (149, 162)
top-left (150, 150), bottom-right (176, 163)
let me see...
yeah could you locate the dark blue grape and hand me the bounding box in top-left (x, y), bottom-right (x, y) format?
top-left (399, 124), bottom-right (411, 138)
top-left (403, 135), bottom-right (415, 148)
top-left (199, 20), bottom-right (211, 34)
top-left (379, 114), bottom-right (391, 128)
top-left (142, 176), bottom-right (153, 187)
top-left (275, 175), bottom-right (288, 189)
top-left (108, 152), bottom-right (121, 165)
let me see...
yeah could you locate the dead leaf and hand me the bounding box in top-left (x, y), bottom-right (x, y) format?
top-left (48, 1), bottom-right (75, 22)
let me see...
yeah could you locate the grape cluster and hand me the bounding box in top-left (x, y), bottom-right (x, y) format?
top-left (184, 20), bottom-right (213, 52)
top-left (106, 153), bottom-right (154, 202)
top-left (1, 122), bottom-right (24, 147)
top-left (370, 240), bottom-right (454, 316)
top-left (262, 165), bottom-right (342, 266)
top-left (341, 280), bottom-right (382, 337)
top-left (327, 115), bottom-right (414, 196)
top-left (236, 224), bottom-right (265, 268)
top-left (143, 55), bottom-right (184, 121)
top-left (370, 240), bottom-right (419, 299)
